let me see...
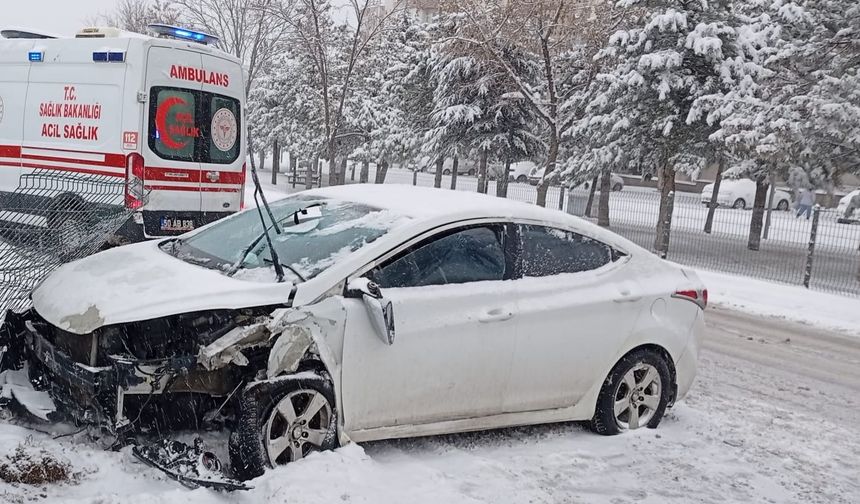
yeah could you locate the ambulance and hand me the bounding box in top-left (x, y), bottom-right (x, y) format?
top-left (0, 25), bottom-right (246, 241)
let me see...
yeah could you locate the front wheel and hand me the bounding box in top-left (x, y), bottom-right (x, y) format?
top-left (229, 375), bottom-right (338, 481)
top-left (612, 183), bottom-right (623, 192)
top-left (590, 349), bottom-right (671, 436)
top-left (442, 169), bottom-right (452, 175)
top-left (467, 169), bottom-right (476, 176)
top-left (516, 175), bottom-right (528, 183)
top-left (732, 198), bottom-right (747, 210)
top-left (777, 199), bottom-right (790, 211)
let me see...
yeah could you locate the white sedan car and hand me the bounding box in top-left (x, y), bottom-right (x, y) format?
top-left (12, 185), bottom-right (705, 480)
top-left (701, 178), bottom-right (792, 210)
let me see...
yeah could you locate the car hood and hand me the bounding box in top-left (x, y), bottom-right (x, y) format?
top-left (31, 240), bottom-right (296, 335)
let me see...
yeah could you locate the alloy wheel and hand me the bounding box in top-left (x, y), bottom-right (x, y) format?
top-left (264, 389), bottom-right (333, 466)
top-left (612, 363), bottom-right (662, 430)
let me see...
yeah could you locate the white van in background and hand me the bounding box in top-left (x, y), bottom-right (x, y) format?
top-left (0, 25), bottom-right (246, 241)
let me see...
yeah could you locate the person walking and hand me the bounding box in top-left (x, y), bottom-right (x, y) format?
top-left (796, 188), bottom-right (815, 219)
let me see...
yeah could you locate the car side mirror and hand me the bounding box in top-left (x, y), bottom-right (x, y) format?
top-left (346, 279), bottom-right (395, 345)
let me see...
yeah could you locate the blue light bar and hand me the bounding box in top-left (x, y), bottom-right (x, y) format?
top-left (148, 23), bottom-right (220, 45)
top-left (108, 52), bottom-right (125, 62)
top-left (93, 52), bottom-right (108, 62)
top-left (28, 51), bottom-right (43, 62)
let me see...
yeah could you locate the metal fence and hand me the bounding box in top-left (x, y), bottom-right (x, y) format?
top-left (0, 169), bottom-right (132, 313)
top-left (370, 168), bottom-right (860, 297)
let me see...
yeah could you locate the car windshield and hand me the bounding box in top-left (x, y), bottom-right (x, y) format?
top-left (163, 196), bottom-right (410, 282)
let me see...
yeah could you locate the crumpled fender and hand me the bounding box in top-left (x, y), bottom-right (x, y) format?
top-left (265, 297), bottom-right (350, 445)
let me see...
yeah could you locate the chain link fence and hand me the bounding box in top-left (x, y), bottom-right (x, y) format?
top-left (0, 169), bottom-right (133, 313)
top-left (373, 168), bottom-right (860, 297)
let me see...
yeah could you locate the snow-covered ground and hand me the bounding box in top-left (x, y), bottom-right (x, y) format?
top-left (1, 270), bottom-right (858, 503)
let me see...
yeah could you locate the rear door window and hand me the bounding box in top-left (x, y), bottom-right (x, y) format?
top-left (518, 225), bottom-right (615, 277)
top-left (149, 87), bottom-right (240, 164)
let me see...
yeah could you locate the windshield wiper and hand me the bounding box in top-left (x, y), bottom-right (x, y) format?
top-left (226, 197), bottom-right (325, 282)
top-left (245, 162), bottom-right (286, 282)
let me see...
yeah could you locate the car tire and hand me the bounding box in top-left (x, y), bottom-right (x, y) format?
top-left (229, 374), bottom-right (338, 481)
top-left (732, 198), bottom-right (747, 210)
top-left (516, 175), bottom-right (528, 183)
top-left (442, 169), bottom-right (452, 175)
top-left (590, 348), bottom-right (672, 436)
top-left (777, 199), bottom-right (789, 211)
top-left (467, 169), bottom-right (476, 176)
top-left (612, 183), bottom-right (623, 192)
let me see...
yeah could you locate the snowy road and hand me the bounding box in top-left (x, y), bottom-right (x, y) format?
top-left (2, 307), bottom-right (859, 503)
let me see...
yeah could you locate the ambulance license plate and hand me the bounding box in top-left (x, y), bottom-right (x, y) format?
top-left (160, 217), bottom-right (196, 232)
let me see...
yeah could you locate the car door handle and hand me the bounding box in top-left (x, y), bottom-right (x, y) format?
top-left (478, 308), bottom-right (515, 323)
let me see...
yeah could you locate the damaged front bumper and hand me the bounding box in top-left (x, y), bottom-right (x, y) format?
top-left (26, 316), bottom-right (198, 430)
top-left (2, 310), bottom-right (241, 432)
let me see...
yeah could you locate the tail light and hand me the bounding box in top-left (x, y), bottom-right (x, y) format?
top-left (125, 153), bottom-right (145, 209)
top-left (672, 289), bottom-right (708, 310)
top-left (239, 162), bottom-right (247, 210)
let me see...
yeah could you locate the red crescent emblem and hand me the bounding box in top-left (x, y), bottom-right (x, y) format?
top-left (155, 96), bottom-right (190, 150)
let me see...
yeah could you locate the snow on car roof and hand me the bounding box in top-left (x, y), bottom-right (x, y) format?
top-left (301, 183), bottom-right (566, 222)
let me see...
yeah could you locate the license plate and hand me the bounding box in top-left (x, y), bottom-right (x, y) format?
top-left (160, 217), bottom-right (196, 232)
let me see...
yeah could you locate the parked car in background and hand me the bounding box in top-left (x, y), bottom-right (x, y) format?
top-left (489, 161), bottom-right (539, 183)
top-left (700, 179), bottom-right (792, 210)
top-left (837, 189), bottom-right (860, 223)
top-left (580, 174), bottom-right (625, 192)
top-left (420, 157), bottom-right (477, 176)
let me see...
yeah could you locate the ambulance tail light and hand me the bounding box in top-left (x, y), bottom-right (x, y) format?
top-left (125, 153), bottom-right (145, 209)
top-left (239, 163), bottom-right (247, 210)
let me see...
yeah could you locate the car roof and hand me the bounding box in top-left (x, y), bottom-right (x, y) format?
top-left (302, 183), bottom-right (564, 222)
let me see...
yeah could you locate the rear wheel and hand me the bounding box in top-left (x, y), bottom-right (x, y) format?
top-left (732, 198), bottom-right (747, 210)
top-left (467, 169), bottom-right (476, 176)
top-left (516, 175), bottom-right (528, 183)
top-left (777, 199), bottom-right (790, 211)
top-left (442, 169), bottom-right (452, 175)
top-left (590, 349), bottom-right (671, 436)
top-left (612, 183), bottom-right (623, 192)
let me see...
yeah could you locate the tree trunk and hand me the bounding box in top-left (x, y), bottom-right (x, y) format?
top-left (584, 175), bottom-right (599, 218)
top-left (497, 158), bottom-right (511, 197)
top-left (654, 164), bottom-right (676, 254)
top-left (747, 177), bottom-right (769, 251)
top-left (375, 159), bottom-right (390, 184)
top-left (350, 160), bottom-right (356, 181)
top-left (271, 139), bottom-right (280, 185)
top-left (536, 132), bottom-right (559, 207)
top-left (477, 149), bottom-right (489, 194)
top-left (360, 160), bottom-right (369, 183)
top-left (289, 153), bottom-right (297, 189)
top-left (597, 169), bottom-right (611, 227)
top-left (434, 157), bottom-right (443, 188)
top-left (328, 154), bottom-right (338, 187)
top-left (307, 155), bottom-right (318, 190)
top-left (339, 157), bottom-right (348, 186)
top-left (450, 155), bottom-right (459, 190)
top-left (704, 158), bottom-right (724, 234)
top-left (258, 148), bottom-right (266, 172)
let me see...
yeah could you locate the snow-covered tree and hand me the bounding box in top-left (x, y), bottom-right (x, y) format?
top-left (580, 0), bottom-right (771, 253)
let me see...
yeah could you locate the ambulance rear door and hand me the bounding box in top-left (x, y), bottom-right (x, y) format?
top-left (143, 45), bottom-right (203, 236)
top-left (198, 53), bottom-right (244, 216)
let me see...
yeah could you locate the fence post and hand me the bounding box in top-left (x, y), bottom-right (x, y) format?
top-left (558, 186), bottom-right (565, 211)
top-left (657, 190), bottom-right (674, 259)
top-left (413, 169), bottom-right (418, 186)
top-left (803, 205), bottom-right (820, 288)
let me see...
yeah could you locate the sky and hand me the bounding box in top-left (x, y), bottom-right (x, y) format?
top-left (5, 0), bottom-right (119, 37)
